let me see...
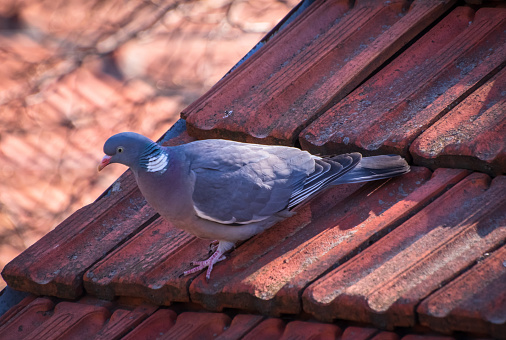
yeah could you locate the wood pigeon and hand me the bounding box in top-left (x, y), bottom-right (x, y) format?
top-left (98, 132), bottom-right (410, 280)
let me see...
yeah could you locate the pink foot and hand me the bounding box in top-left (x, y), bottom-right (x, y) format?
top-left (183, 240), bottom-right (235, 280)
top-left (183, 249), bottom-right (226, 280)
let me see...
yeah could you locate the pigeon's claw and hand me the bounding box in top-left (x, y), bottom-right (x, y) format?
top-left (184, 249), bottom-right (227, 280)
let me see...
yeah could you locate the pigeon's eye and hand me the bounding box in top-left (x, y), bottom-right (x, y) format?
top-left (117, 146), bottom-right (124, 153)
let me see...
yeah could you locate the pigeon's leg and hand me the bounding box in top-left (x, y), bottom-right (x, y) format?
top-left (209, 240), bottom-right (219, 253)
top-left (184, 241), bottom-right (235, 280)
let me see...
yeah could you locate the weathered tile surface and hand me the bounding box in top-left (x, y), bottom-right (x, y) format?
top-left (300, 7), bottom-right (506, 158)
top-left (160, 312), bottom-right (232, 339)
top-left (94, 304), bottom-right (158, 340)
top-left (121, 309), bottom-right (177, 340)
top-left (341, 326), bottom-right (378, 339)
top-left (303, 173), bottom-right (506, 328)
top-left (83, 217), bottom-right (208, 303)
top-left (189, 168), bottom-right (467, 316)
top-left (183, 0), bottom-right (455, 145)
top-left (23, 301), bottom-right (110, 340)
top-left (241, 318), bottom-right (285, 340)
top-left (411, 66), bottom-right (506, 175)
top-left (0, 296), bottom-right (53, 340)
top-left (1, 168), bottom-right (156, 299)
top-left (0, 294), bottom-right (486, 339)
top-left (215, 314), bottom-right (265, 340)
top-left (418, 243), bottom-right (506, 339)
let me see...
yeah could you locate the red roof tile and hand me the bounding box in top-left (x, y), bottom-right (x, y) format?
top-left (0, 296), bottom-right (53, 340)
top-left (83, 217), bottom-right (207, 303)
top-left (94, 304), bottom-right (158, 340)
top-left (24, 301), bottom-right (110, 340)
top-left (182, 0), bottom-right (455, 145)
top-left (158, 311), bottom-right (232, 339)
top-left (300, 6), bottom-right (506, 160)
top-left (411, 66), bottom-right (506, 175)
top-left (121, 308), bottom-right (177, 340)
top-left (214, 314), bottom-right (264, 340)
top-left (2, 171), bottom-right (157, 299)
top-left (371, 331), bottom-right (401, 340)
top-left (281, 320), bottom-right (342, 339)
top-left (341, 326), bottom-right (378, 339)
top-left (418, 243), bottom-right (506, 338)
top-left (303, 173), bottom-right (506, 328)
top-left (241, 318), bottom-right (285, 340)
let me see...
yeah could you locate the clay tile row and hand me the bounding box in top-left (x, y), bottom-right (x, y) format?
top-left (1, 170), bottom-right (155, 299)
top-left (411, 66), bottom-right (506, 176)
top-left (182, 0), bottom-right (455, 146)
top-left (300, 6), bottom-right (506, 167)
top-left (0, 296), bottom-right (465, 340)
top-left (303, 173), bottom-right (506, 332)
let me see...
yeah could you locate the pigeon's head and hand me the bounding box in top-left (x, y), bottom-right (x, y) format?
top-left (98, 132), bottom-right (154, 171)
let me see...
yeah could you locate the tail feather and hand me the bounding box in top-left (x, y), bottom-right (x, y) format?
top-left (331, 155), bottom-right (410, 185)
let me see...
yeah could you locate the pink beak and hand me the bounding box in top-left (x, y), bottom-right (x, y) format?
top-left (98, 155), bottom-right (112, 172)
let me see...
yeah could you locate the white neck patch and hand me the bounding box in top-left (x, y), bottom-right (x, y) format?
top-left (146, 152), bottom-right (168, 173)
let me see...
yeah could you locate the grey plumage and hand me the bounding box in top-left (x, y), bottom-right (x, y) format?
top-left (99, 132), bottom-right (410, 280)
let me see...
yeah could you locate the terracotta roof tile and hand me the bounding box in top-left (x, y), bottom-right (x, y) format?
top-left (83, 217), bottom-right (207, 303)
top-left (214, 314), bottom-right (265, 340)
top-left (121, 308), bottom-right (177, 340)
top-left (2, 171), bottom-right (157, 299)
top-left (94, 304), bottom-right (158, 340)
top-left (411, 66), bottom-right (506, 175)
top-left (0, 296), bottom-right (53, 340)
top-left (160, 311), bottom-right (232, 339)
top-left (182, 0), bottom-right (455, 145)
top-left (300, 6), bottom-right (506, 159)
top-left (281, 320), bottom-right (342, 339)
top-left (341, 325), bottom-right (378, 339)
top-left (241, 318), bottom-right (285, 340)
top-left (371, 331), bottom-right (401, 340)
top-left (418, 243), bottom-right (506, 338)
top-left (23, 301), bottom-right (110, 340)
top-left (303, 173), bottom-right (506, 328)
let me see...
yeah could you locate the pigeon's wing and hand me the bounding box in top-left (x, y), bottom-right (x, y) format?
top-left (287, 153), bottom-right (362, 209)
top-left (184, 140), bottom-right (315, 224)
